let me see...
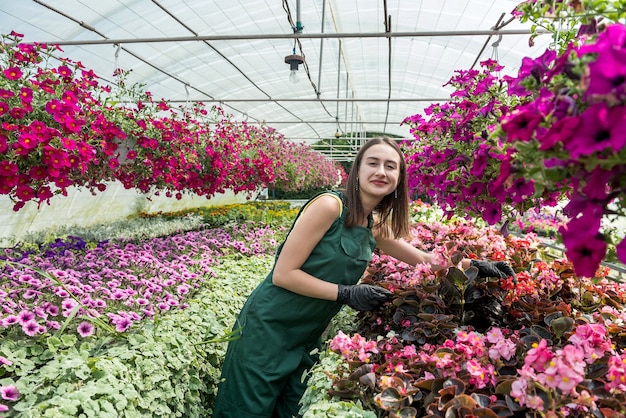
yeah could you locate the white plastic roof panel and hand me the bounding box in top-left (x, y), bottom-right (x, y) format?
top-left (1, 0), bottom-right (551, 144)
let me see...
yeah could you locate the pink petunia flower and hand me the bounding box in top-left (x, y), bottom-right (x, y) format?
top-left (77, 321), bottom-right (95, 338)
top-left (0, 385), bottom-right (20, 401)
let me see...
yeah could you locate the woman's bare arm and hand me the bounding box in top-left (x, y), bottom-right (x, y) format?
top-left (271, 194), bottom-right (344, 300)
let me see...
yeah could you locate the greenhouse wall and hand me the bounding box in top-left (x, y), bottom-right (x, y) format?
top-left (0, 182), bottom-right (251, 246)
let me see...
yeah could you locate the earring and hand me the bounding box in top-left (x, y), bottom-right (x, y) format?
top-left (356, 178), bottom-right (359, 191)
top-left (394, 188), bottom-right (398, 198)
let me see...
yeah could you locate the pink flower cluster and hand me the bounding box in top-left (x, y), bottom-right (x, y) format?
top-left (330, 330), bottom-right (379, 363)
top-left (418, 329), bottom-right (516, 389)
top-left (511, 323), bottom-right (619, 413)
top-left (332, 328), bottom-right (518, 392)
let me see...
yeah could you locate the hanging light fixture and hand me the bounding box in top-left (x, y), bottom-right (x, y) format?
top-left (284, 0), bottom-right (304, 84)
top-left (284, 52), bottom-right (304, 84)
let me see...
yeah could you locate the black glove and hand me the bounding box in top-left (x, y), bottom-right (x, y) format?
top-left (470, 260), bottom-right (516, 279)
top-left (337, 284), bottom-right (393, 311)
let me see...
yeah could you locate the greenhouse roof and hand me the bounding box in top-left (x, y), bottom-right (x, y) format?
top-left (1, 1), bottom-right (551, 145)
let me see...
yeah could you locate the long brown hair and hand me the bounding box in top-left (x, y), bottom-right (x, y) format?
top-left (344, 137), bottom-right (410, 239)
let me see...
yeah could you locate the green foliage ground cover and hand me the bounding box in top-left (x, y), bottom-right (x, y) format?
top-left (0, 202), bottom-right (292, 417)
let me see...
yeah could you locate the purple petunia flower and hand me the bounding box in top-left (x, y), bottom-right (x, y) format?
top-left (17, 310), bottom-right (35, 325)
top-left (114, 317), bottom-right (132, 332)
top-left (0, 385), bottom-right (20, 401)
top-left (77, 321), bottom-right (95, 338)
top-left (565, 103), bottom-right (626, 159)
top-left (21, 320), bottom-right (40, 337)
top-left (481, 202), bottom-right (502, 226)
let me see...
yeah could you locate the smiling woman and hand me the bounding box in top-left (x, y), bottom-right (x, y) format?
top-left (212, 137), bottom-right (515, 418)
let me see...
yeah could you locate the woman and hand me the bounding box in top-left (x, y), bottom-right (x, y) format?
top-left (212, 137), bottom-right (514, 418)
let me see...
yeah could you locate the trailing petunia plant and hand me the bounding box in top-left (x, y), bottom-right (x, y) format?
top-left (401, 58), bottom-right (563, 228)
top-left (402, 4), bottom-right (626, 277)
top-left (0, 31), bottom-right (344, 211)
top-left (494, 21), bottom-right (626, 277)
top-left (513, 0), bottom-right (626, 51)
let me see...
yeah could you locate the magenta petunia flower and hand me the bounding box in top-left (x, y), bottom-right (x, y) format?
top-left (616, 237), bottom-right (626, 265)
top-left (469, 144), bottom-right (490, 176)
top-left (501, 109), bottom-right (543, 142)
top-left (481, 202), bottom-right (502, 226)
top-left (508, 178), bottom-right (535, 204)
top-left (582, 167), bottom-right (612, 200)
top-left (0, 385), bottom-right (20, 401)
top-left (586, 51), bottom-right (626, 97)
top-left (561, 230), bottom-right (607, 278)
top-left (538, 116), bottom-right (580, 151)
top-left (565, 103), bottom-right (626, 159)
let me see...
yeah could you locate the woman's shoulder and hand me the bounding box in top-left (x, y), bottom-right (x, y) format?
top-left (302, 191), bottom-right (343, 216)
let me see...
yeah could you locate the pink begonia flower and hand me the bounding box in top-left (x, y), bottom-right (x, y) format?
top-left (400, 345), bottom-right (417, 358)
top-left (436, 352), bottom-right (455, 368)
top-left (510, 378), bottom-right (529, 403)
top-left (422, 371), bottom-right (435, 380)
top-left (524, 339), bottom-right (553, 372)
top-left (488, 338), bottom-right (517, 361)
top-left (466, 360), bottom-right (495, 389)
top-left (542, 345), bottom-right (586, 393)
top-left (605, 353), bottom-right (626, 393)
top-left (0, 356), bottom-right (12, 366)
top-left (568, 323), bottom-right (612, 363)
top-left (526, 395), bottom-right (545, 410)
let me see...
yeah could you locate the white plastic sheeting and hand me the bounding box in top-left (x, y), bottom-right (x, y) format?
top-left (0, 186), bottom-right (248, 246)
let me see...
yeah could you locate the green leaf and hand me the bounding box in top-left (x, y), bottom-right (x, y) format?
top-left (549, 316), bottom-right (574, 339)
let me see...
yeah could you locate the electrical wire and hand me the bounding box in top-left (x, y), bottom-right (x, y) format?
top-left (282, 0), bottom-right (335, 124)
top-left (150, 0), bottom-right (310, 130)
top-left (383, 0), bottom-right (392, 134)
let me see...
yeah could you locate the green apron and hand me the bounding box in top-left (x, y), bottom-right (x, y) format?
top-left (212, 191), bottom-right (376, 418)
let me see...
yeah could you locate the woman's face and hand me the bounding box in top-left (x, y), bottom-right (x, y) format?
top-left (357, 143), bottom-right (401, 199)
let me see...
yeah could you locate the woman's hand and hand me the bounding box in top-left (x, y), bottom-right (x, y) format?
top-left (470, 260), bottom-right (516, 279)
top-left (337, 284), bottom-right (393, 311)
